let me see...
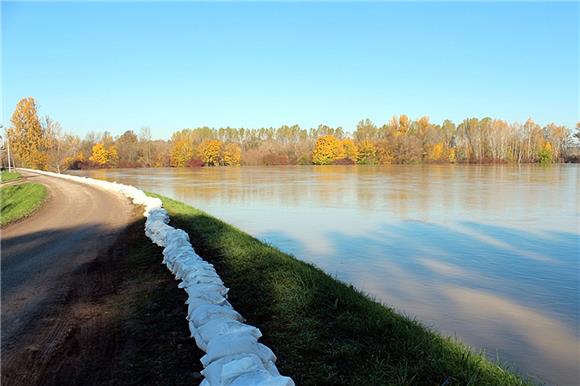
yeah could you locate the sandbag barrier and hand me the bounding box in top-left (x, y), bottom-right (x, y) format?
top-left (20, 169), bottom-right (295, 386)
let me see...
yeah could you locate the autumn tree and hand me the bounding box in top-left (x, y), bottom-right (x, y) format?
top-left (375, 142), bottom-right (394, 164)
top-left (356, 140), bottom-right (376, 164)
top-left (170, 139), bottom-right (194, 167)
top-left (342, 139), bottom-right (358, 162)
top-left (44, 116), bottom-right (80, 172)
top-left (89, 143), bottom-right (109, 165)
top-left (312, 135), bottom-right (345, 165)
top-left (223, 143), bottom-right (241, 166)
top-left (8, 97), bottom-right (47, 169)
top-left (116, 130), bottom-right (139, 166)
top-left (354, 119), bottom-right (377, 142)
top-left (427, 143), bottom-right (445, 161)
top-left (199, 140), bottom-right (223, 166)
top-left (89, 143), bottom-right (118, 167)
top-left (538, 141), bottom-right (553, 164)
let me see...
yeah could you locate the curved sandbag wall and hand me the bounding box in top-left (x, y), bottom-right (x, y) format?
top-left (20, 169), bottom-right (294, 386)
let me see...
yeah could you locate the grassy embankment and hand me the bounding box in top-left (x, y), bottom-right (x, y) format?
top-left (0, 170), bottom-right (22, 183)
top-left (147, 193), bottom-right (532, 386)
top-left (1, 182), bottom-right (48, 226)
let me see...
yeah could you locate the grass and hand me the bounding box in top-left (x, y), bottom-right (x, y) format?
top-left (0, 170), bottom-right (21, 184)
top-left (149, 193), bottom-right (533, 386)
top-left (1, 182), bottom-right (48, 226)
top-left (103, 218), bottom-right (204, 385)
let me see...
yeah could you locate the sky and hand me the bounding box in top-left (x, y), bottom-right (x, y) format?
top-left (2, 1), bottom-right (579, 140)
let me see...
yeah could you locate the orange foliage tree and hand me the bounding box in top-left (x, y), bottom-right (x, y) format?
top-left (427, 142), bottom-right (445, 161)
top-left (312, 135), bottom-right (345, 165)
top-left (170, 139), bottom-right (194, 167)
top-left (223, 143), bottom-right (241, 166)
top-left (199, 140), bottom-right (223, 166)
top-left (89, 143), bottom-right (118, 167)
top-left (342, 139), bottom-right (358, 162)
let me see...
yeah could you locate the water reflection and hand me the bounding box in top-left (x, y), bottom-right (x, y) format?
top-left (70, 165), bottom-right (580, 385)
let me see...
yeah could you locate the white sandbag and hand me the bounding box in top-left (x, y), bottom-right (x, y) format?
top-left (187, 298), bottom-right (231, 322)
top-left (184, 289), bottom-right (229, 306)
top-left (201, 334), bottom-right (276, 367)
top-left (198, 320), bottom-right (262, 345)
top-left (183, 283), bottom-right (229, 298)
top-left (189, 304), bottom-right (242, 328)
top-left (201, 354), bottom-right (267, 386)
top-left (180, 272), bottom-right (224, 287)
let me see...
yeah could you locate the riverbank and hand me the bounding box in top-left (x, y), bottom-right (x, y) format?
top-left (151, 193), bottom-right (531, 385)
top-left (0, 182), bottom-right (48, 226)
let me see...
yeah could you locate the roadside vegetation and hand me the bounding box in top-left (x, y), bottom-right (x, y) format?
top-left (151, 193), bottom-right (532, 386)
top-left (0, 183), bottom-right (47, 226)
top-left (0, 170), bottom-right (21, 183)
top-left (3, 97), bottom-right (579, 172)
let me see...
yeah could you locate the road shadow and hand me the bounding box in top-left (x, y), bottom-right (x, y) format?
top-left (1, 218), bottom-right (203, 386)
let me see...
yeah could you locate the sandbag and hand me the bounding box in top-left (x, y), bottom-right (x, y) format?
top-left (198, 320), bottom-right (262, 345)
top-left (189, 304), bottom-right (242, 328)
top-left (201, 354), bottom-right (267, 385)
top-left (201, 334), bottom-right (276, 367)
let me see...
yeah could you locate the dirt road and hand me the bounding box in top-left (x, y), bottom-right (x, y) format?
top-left (1, 170), bottom-right (135, 377)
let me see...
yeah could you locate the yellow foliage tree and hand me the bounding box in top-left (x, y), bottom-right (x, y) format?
top-left (342, 139), bottom-right (358, 162)
top-left (89, 143), bottom-right (118, 167)
top-left (199, 140), bottom-right (223, 166)
top-left (376, 142), bottom-right (394, 164)
top-left (312, 135), bottom-right (344, 165)
top-left (447, 148), bottom-right (457, 163)
top-left (223, 143), bottom-right (241, 166)
top-left (8, 97), bottom-right (48, 169)
top-left (428, 142), bottom-right (444, 161)
top-left (108, 145), bottom-right (119, 166)
top-left (356, 140), bottom-right (376, 164)
top-left (89, 143), bottom-right (109, 165)
top-left (170, 139), bottom-right (194, 167)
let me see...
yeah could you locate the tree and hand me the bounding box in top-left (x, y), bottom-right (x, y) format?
top-left (354, 119), bottom-right (377, 142)
top-left (375, 141), bottom-right (394, 164)
top-left (538, 141), bottom-right (553, 164)
top-left (356, 140), bottom-right (376, 164)
top-left (44, 116), bottom-right (79, 172)
top-left (427, 142), bottom-right (444, 161)
top-left (8, 97), bottom-right (47, 169)
top-left (89, 143), bottom-right (110, 166)
top-left (116, 130), bottom-right (139, 166)
top-left (223, 143), bottom-right (241, 166)
top-left (89, 143), bottom-right (118, 167)
top-left (139, 127), bottom-right (152, 166)
top-left (169, 139), bottom-right (194, 167)
top-left (199, 140), bottom-right (223, 166)
top-left (312, 135), bottom-right (344, 165)
top-left (342, 139), bottom-right (358, 162)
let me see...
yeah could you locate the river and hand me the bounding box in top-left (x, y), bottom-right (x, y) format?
top-left (71, 164), bottom-right (580, 385)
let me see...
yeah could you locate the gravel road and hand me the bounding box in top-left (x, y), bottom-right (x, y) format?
top-left (1, 170), bottom-right (134, 354)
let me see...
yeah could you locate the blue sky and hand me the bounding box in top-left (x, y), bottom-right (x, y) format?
top-left (2, 1), bottom-right (578, 139)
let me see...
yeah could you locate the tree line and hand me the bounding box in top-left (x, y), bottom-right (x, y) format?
top-left (3, 97), bottom-right (579, 172)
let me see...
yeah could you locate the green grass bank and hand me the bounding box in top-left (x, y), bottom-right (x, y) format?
top-left (1, 182), bottom-right (48, 226)
top-left (150, 193), bottom-right (531, 386)
top-left (0, 170), bottom-right (21, 184)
